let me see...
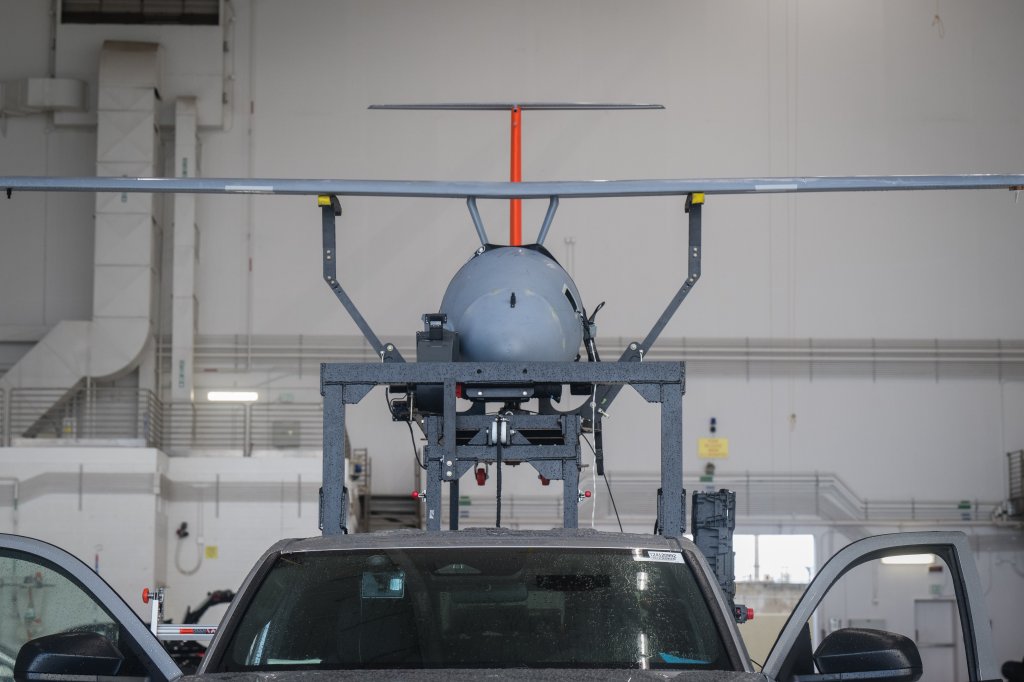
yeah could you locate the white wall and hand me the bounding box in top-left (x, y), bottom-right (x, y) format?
top-left (0, 447), bottom-right (323, 620)
top-left (159, 456), bottom-right (322, 620)
top-left (0, 0), bottom-right (1022, 665)
top-left (0, 448), bottom-right (166, 617)
top-left (3, 1), bottom-right (1022, 339)
top-left (3, 0), bottom-right (1021, 496)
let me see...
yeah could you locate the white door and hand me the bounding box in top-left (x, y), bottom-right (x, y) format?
top-left (916, 598), bottom-right (968, 682)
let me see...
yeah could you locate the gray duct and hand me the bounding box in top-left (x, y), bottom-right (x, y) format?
top-left (0, 42), bottom-right (161, 425)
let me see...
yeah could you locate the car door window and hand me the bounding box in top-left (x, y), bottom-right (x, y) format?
top-left (0, 552), bottom-right (116, 667)
top-left (0, 541), bottom-right (177, 682)
top-left (809, 554), bottom-right (969, 680)
top-left (762, 531), bottom-right (999, 682)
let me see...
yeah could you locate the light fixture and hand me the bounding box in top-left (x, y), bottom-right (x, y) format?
top-left (207, 390), bottom-right (259, 402)
top-left (881, 554), bottom-right (935, 565)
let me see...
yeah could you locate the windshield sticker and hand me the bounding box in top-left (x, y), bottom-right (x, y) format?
top-left (633, 550), bottom-right (684, 564)
top-left (659, 652), bottom-right (710, 665)
top-left (361, 570), bottom-right (406, 599)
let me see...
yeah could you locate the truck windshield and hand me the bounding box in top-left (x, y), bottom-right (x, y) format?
top-left (219, 547), bottom-right (731, 671)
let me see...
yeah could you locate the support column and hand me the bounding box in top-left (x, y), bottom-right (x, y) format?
top-left (321, 384), bottom-right (347, 535)
top-left (659, 382), bottom-right (684, 536)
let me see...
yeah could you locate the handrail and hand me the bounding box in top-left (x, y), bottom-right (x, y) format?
top-left (2, 386), bottom-right (322, 454)
top-left (8, 386), bottom-right (162, 447)
top-left (0, 388), bottom-right (6, 447)
top-left (452, 470), bottom-right (1002, 528)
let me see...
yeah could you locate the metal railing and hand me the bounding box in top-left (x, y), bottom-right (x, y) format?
top-left (7, 386), bottom-right (162, 447)
top-left (0, 384), bottom-right (1010, 526)
top-left (1009, 451), bottom-right (1023, 517)
top-left (162, 334), bottom-right (1024, 381)
top-left (1, 386), bottom-right (322, 455)
top-left (162, 402), bottom-right (323, 456)
top-left (450, 471), bottom-right (1002, 529)
top-left (162, 402), bottom-right (247, 452)
top-left (248, 402), bottom-right (323, 451)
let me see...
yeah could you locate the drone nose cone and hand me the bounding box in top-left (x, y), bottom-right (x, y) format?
top-left (440, 247), bottom-right (584, 363)
top-left (457, 290), bottom-right (573, 362)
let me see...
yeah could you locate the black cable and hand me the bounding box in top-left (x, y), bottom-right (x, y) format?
top-left (495, 438), bottom-right (503, 528)
top-left (405, 421), bottom-right (426, 470)
top-left (582, 435), bottom-right (623, 533)
top-left (385, 390), bottom-right (426, 470)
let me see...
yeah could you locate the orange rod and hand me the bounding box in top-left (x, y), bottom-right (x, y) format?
top-left (510, 105), bottom-right (522, 246)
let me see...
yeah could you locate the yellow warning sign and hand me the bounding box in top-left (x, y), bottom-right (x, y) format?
top-left (204, 545), bottom-right (219, 559)
top-left (698, 438), bottom-right (729, 459)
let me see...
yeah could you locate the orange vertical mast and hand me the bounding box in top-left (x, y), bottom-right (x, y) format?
top-left (510, 105), bottom-right (522, 246)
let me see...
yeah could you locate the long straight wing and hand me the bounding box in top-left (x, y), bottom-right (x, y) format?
top-left (2, 175), bottom-right (1023, 199)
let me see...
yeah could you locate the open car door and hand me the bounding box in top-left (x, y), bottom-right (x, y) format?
top-left (761, 531), bottom-right (999, 682)
top-left (0, 534), bottom-right (181, 682)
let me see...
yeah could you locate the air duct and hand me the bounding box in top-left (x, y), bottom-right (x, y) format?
top-left (0, 42), bottom-right (162, 431)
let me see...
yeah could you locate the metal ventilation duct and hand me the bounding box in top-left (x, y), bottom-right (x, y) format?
top-left (0, 42), bottom-right (162, 433)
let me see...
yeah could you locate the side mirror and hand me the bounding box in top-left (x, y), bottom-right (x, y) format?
top-left (810, 628), bottom-right (922, 682)
top-left (14, 631), bottom-right (124, 681)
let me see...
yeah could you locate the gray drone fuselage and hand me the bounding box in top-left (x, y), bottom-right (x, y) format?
top-left (439, 246), bottom-right (584, 363)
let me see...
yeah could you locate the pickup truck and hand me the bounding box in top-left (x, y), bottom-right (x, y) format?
top-left (0, 528), bottom-right (1000, 681)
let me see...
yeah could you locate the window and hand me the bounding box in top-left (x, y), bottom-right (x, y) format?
top-left (62, 0), bottom-right (220, 25)
top-left (733, 534), bottom-right (815, 667)
top-left (0, 550), bottom-right (150, 681)
top-left (734, 534), bottom-right (815, 584)
top-left (220, 547), bottom-right (732, 671)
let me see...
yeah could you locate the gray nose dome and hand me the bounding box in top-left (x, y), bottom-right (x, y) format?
top-left (440, 247), bottom-right (584, 362)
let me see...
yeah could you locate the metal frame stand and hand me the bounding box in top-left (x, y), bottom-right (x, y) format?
top-left (319, 361), bottom-right (686, 536)
top-left (316, 190), bottom-right (707, 540)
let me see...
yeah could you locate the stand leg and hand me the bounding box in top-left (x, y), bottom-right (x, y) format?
top-left (321, 384), bottom-right (348, 535)
top-left (659, 382), bottom-right (684, 536)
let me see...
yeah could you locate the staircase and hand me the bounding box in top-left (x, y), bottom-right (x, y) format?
top-left (365, 495), bottom-right (422, 531)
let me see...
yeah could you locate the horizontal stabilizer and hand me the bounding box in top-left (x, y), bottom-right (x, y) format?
top-left (369, 102), bottom-right (665, 110)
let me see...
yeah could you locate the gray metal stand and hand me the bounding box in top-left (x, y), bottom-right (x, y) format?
top-left (319, 361), bottom-right (686, 536)
top-left (315, 191), bottom-right (709, 540)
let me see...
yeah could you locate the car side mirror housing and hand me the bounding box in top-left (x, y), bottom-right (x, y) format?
top-left (14, 631), bottom-right (124, 681)
top-left (798, 628), bottom-right (922, 682)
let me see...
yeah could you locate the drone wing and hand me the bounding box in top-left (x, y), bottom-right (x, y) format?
top-left (3, 174), bottom-right (1023, 199)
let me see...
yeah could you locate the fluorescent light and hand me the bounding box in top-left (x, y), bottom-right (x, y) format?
top-left (881, 554), bottom-right (935, 565)
top-left (207, 390), bottom-right (259, 402)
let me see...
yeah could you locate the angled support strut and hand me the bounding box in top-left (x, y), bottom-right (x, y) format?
top-left (319, 194), bottom-right (404, 362)
top-left (582, 192), bottom-right (703, 417)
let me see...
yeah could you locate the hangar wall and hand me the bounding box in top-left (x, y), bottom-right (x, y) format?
top-left (0, 0), bottom-right (1023, 665)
